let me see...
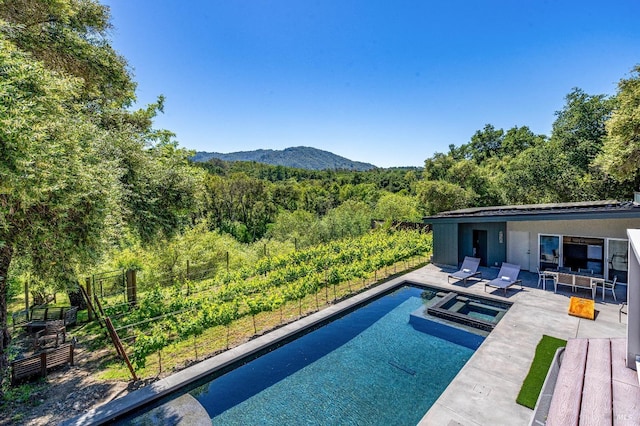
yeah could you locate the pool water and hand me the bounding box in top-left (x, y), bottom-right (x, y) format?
top-left (422, 290), bottom-right (510, 332)
top-left (188, 286), bottom-right (480, 425)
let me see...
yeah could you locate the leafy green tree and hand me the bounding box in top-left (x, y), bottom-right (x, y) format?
top-left (423, 152), bottom-right (456, 181)
top-left (373, 193), bottom-right (421, 222)
top-left (338, 183), bottom-right (380, 206)
top-left (465, 124), bottom-right (504, 163)
top-left (0, 0), bottom-right (135, 107)
top-left (551, 88), bottom-right (614, 172)
top-left (497, 143), bottom-right (581, 204)
top-left (500, 126), bottom-right (546, 158)
top-left (0, 0), bottom-right (203, 383)
top-left (267, 210), bottom-right (321, 248)
top-left (203, 172), bottom-right (275, 242)
top-left (416, 180), bottom-right (476, 215)
top-left (0, 32), bottom-right (120, 379)
top-left (596, 65), bottom-right (640, 186)
top-left (320, 200), bottom-right (373, 241)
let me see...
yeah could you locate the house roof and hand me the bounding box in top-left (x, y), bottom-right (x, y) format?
top-left (424, 200), bottom-right (640, 223)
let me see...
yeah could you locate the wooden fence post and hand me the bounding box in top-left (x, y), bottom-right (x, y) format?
top-left (105, 317), bottom-right (138, 381)
top-left (85, 277), bottom-right (93, 321)
top-left (24, 280), bottom-right (29, 313)
top-left (126, 269), bottom-right (137, 306)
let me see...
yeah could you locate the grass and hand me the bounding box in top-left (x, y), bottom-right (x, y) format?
top-left (516, 334), bottom-right (567, 409)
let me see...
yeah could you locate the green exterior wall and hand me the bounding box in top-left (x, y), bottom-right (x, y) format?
top-left (432, 223), bottom-right (459, 266)
top-left (459, 222), bottom-right (507, 267)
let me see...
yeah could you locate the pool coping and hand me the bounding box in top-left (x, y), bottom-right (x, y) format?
top-left (64, 275), bottom-right (448, 425)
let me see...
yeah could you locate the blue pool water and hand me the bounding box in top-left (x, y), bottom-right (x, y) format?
top-left (188, 286), bottom-right (481, 425)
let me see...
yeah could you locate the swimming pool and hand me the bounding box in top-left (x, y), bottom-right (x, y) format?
top-left (122, 285), bottom-right (498, 425)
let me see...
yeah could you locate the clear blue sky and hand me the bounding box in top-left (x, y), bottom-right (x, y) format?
top-left (103, 0), bottom-right (640, 168)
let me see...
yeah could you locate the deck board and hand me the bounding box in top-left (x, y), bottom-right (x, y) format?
top-left (580, 339), bottom-right (612, 425)
top-left (547, 339), bottom-right (588, 426)
top-left (547, 338), bottom-right (640, 426)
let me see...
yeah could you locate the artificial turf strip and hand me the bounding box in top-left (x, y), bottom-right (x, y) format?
top-left (516, 334), bottom-right (568, 409)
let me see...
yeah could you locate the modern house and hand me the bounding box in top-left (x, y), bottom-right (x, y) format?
top-left (424, 199), bottom-right (640, 285)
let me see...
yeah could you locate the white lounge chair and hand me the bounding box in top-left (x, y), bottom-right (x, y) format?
top-left (484, 263), bottom-right (522, 296)
top-left (447, 257), bottom-right (482, 285)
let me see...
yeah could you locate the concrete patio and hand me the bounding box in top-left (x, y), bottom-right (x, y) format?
top-left (411, 263), bottom-right (628, 426)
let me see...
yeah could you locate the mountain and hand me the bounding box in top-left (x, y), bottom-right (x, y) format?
top-left (191, 146), bottom-right (377, 171)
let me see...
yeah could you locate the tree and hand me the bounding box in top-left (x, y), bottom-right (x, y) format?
top-left (373, 193), bottom-right (421, 222)
top-left (596, 65), bottom-right (640, 186)
top-left (320, 200), bottom-right (372, 241)
top-left (497, 143), bottom-right (581, 204)
top-left (0, 33), bottom-right (119, 380)
top-left (203, 172), bottom-right (275, 242)
top-left (0, 0), bottom-right (135, 107)
top-left (0, 0), bottom-right (202, 385)
top-left (500, 126), bottom-right (546, 158)
top-left (267, 210), bottom-right (321, 248)
top-left (465, 124), bottom-right (504, 163)
top-left (551, 88), bottom-right (614, 172)
top-left (416, 180), bottom-right (476, 215)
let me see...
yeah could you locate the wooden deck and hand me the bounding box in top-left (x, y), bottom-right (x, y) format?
top-left (546, 338), bottom-right (640, 425)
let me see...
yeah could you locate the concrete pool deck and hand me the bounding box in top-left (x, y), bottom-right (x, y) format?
top-left (64, 263), bottom-right (628, 425)
top-left (414, 263), bottom-right (627, 426)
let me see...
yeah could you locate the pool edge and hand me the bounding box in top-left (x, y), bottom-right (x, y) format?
top-left (61, 277), bottom-right (410, 425)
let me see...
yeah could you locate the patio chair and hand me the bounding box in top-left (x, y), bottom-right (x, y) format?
top-left (447, 257), bottom-right (481, 285)
top-left (484, 263), bottom-right (522, 296)
top-left (578, 268), bottom-right (593, 274)
top-left (602, 276), bottom-right (618, 301)
top-left (537, 268), bottom-right (555, 290)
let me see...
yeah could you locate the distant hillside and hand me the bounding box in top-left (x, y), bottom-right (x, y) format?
top-left (191, 146), bottom-right (377, 171)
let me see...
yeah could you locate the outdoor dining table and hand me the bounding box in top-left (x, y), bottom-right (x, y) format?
top-left (545, 269), bottom-right (606, 300)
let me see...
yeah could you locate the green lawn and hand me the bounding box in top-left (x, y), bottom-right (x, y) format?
top-left (516, 334), bottom-right (567, 409)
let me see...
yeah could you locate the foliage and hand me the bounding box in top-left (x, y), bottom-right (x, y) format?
top-left (418, 68), bottom-right (639, 213)
top-left (116, 230), bottom-right (432, 368)
top-left (0, 0), bottom-right (202, 384)
top-left (596, 65), bottom-right (640, 186)
top-left (416, 180), bottom-right (476, 215)
top-left (192, 146), bottom-right (376, 171)
top-left (373, 193), bottom-right (421, 221)
top-left (551, 88), bottom-right (614, 172)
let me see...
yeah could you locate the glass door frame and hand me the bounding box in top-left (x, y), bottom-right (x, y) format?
top-left (605, 237), bottom-right (629, 284)
top-left (538, 234), bottom-right (562, 270)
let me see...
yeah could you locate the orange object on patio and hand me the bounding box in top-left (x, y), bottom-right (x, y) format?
top-left (568, 296), bottom-right (595, 320)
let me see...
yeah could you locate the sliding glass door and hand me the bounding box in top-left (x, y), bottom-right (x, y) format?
top-left (539, 235), bottom-right (560, 270)
top-left (607, 239), bottom-right (628, 283)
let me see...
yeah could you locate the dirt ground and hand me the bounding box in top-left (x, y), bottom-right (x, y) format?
top-left (1, 334), bottom-right (149, 426)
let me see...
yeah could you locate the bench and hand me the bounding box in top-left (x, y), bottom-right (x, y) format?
top-left (10, 342), bottom-right (75, 385)
top-left (13, 306), bottom-right (79, 333)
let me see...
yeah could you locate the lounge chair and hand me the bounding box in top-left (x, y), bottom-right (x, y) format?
top-left (447, 257), bottom-right (482, 285)
top-left (484, 263), bottom-right (522, 296)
